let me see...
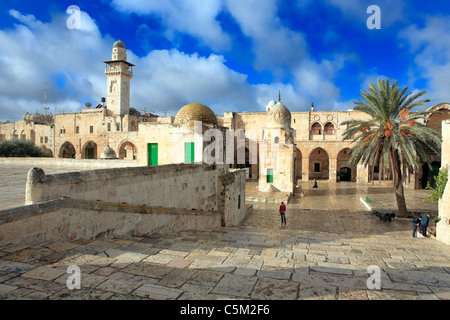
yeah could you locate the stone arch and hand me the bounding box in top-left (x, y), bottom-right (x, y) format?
top-left (59, 141), bottom-right (76, 159)
top-left (20, 130), bottom-right (26, 140)
top-left (309, 147), bottom-right (329, 180)
top-left (310, 122), bottom-right (322, 135)
top-left (337, 148), bottom-right (356, 182)
top-left (40, 145), bottom-right (53, 158)
top-left (118, 140), bottom-right (137, 160)
top-left (324, 122), bottom-right (336, 135)
top-left (82, 141), bottom-right (98, 159)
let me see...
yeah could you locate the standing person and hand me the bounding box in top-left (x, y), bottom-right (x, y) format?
top-left (412, 215), bottom-right (421, 238)
top-left (279, 202), bottom-right (287, 226)
top-left (421, 213), bottom-right (431, 237)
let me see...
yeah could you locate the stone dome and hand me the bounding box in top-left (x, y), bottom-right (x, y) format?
top-left (100, 145), bottom-right (117, 159)
top-left (267, 101), bottom-right (291, 128)
top-left (113, 39), bottom-right (126, 49)
top-left (174, 103), bottom-right (218, 127)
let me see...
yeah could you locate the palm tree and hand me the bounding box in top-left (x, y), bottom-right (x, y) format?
top-left (342, 79), bottom-right (442, 217)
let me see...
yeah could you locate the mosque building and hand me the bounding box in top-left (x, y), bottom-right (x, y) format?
top-left (1, 39), bottom-right (449, 193)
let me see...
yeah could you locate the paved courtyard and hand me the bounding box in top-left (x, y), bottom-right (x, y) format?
top-left (0, 170), bottom-right (449, 300)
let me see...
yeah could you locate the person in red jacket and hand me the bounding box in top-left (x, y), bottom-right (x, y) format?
top-left (279, 202), bottom-right (287, 226)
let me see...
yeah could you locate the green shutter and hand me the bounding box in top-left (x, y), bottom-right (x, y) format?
top-left (185, 142), bottom-right (195, 163)
top-left (267, 168), bottom-right (273, 183)
top-left (148, 143), bottom-right (158, 166)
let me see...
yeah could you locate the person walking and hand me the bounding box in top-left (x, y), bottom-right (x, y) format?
top-left (420, 213), bottom-right (431, 237)
top-left (412, 215), bottom-right (421, 237)
top-left (279, 202), bottom-right (287, 226)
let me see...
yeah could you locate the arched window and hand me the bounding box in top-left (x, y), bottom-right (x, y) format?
top-left (310, 123), bottom-right (322, 135)
top-left (324, 122), bottom-right (335, 135)
top-left (274, 136), bottom-right (279, 144)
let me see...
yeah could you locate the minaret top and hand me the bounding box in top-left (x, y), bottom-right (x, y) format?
top-left (111, 39), bottom-right (127, 61)
top-left (113, 39), bottom-right (126, 49)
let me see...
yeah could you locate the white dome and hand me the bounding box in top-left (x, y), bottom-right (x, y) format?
top-left (267, 102), bottom-right (291, 128)
top-left (266, 100), bottom-right (277, 111)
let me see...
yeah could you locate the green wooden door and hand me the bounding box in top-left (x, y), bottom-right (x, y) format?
top-left (267, 168), bottom-right (273, 183)
top-left (185, 142), bottom-right (195, 163)
top-left (148, 143), bottom-right (158, 166)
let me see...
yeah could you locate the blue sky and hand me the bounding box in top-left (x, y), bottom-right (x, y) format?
top-left (0, 0), bottom-right (449, 121)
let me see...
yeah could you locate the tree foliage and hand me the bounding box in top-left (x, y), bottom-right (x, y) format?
top-left (342, 79), bottom-right (442, 216)
top-left (424, 166), bottom-right (448, 203)
top-left (0, 139), bottom-right (47, 157)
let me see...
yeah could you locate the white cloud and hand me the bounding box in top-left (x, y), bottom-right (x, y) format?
top-left (0, 10), bottom-right (110, 121)
top-left (110, 0), bottom-right (231, 51)
top-left (398, 15), bottom-right (450, 103)
top-left (0, 5), bottom-right (355, 123)
top-left (324, 0), bottom-right (407, 28)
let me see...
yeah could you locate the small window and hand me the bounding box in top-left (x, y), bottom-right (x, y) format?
top-left (238, 194), bottom-right (241, 210)
top-left (311, 123), bottom-right (322, 135)
top-left (116, 123), bottom-right (120, 131)
top-left (324, 122), bottom-right (335, 135)
top-left (45, 137), bottom-right (48, 143)
top-left (76, 126), bottom-right (79, 134)
top-left (40, 137), bottom-right (43, 143)
top-left (90, 126), bottom-right (94, 133)
top-left (107, 123), bottom-right (111, 131)
top-left (314, 163), bottom-right (320, 172)
top-left (274, 136), bottom-right (279, 144)
top-left (374, 166), bottom-right (380, 173)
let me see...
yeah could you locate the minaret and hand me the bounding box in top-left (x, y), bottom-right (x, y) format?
top-left (104, 39), bottom-right (134, 116)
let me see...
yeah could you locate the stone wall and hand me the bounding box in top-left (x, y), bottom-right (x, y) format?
top-left (0, 198), bottom-right (222, 249)
top-left (221, 169), bottom-right (247, 226)
top-left (25, 163), bottom-right (227, 213)
top-left (0, 157), bottom-right (138, 169)
top-left (437, 120), bottom-right (450, 245)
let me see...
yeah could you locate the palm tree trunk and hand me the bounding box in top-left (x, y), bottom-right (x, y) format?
top-left (390, 147), bottom-right (408, 217)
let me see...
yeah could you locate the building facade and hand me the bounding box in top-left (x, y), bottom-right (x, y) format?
top-left (1, 40), bottom-right (449, 192)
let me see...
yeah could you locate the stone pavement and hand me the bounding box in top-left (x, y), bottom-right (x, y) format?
top-left (0, 183), bottom-right (449, 300)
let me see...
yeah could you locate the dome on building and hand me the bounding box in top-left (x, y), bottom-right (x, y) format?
top-left (266, 100), bottom-right (277, 111)
top-left (267, 101), bottom-right (291, 128)
top-left (174, 103), bottom-right (218, 127)
top-left (113, 39), bottom-right (126, 49)
top-left (100, 145), bottom-right (117, 159)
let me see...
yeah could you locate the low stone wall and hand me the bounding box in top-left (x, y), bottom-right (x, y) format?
top-left (26, 163), bottom-right (226, 212)
top-left (0, 198), bottom-right (222, 249)
top-left (222, 169), bottom-right (247, 226)
top-left (0, 157), bottom-right (139, 169)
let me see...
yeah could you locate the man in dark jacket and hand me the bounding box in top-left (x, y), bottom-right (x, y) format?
top-left (412, 215), bottom-right (421, 237)
top-left (421, 213), bottom-right (431, 237)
